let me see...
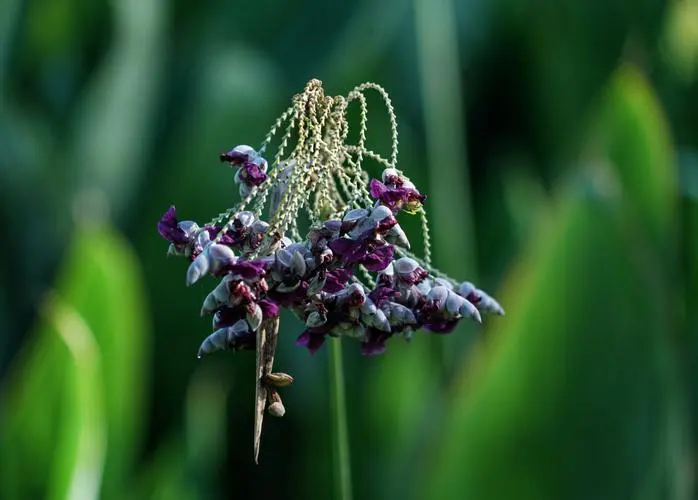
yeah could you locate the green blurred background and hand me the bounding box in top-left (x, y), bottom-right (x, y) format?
top-left (2, 0), bottom-right (698, 498)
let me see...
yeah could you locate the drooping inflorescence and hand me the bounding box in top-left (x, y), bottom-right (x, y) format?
top-left (157, 79), bottom-right (503, 460)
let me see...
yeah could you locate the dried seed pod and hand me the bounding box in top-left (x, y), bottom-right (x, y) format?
top-left (267, 401), bottom-right (285, 417)
top-left (263, 372), bottom-right (294, 387)
top-left (267, 389), bottom-right (285, 417)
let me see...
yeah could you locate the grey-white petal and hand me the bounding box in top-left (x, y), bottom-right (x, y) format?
top-left (445, 291), bottom-right (466, 316)
top-left (381, 168), bottom-right (401, 182)
top-left (427, 285), bottom-right (449, 309)
top-left (385, 302), bottom-right (416, 325)
top-left (305, 310), bottom-right (327, 328)
top-left (246, 303), bottom-right (263, 331)
top-left (459, 299), bottom-right (482, 323)
top-left (479, 292), bottom-right (505, 315)
top-left (177, 220), bottom-right (200, 237)
top-left (394, 257), bottom-right (419, 276)
top-left (386, 224), bottom-right (410, 249)
top-left (187, 250), bottom-right (210, 286)
top-left (348, 218), bottom-right (378, 240)
top-left (251, 220), bottom-right (269, 234)
top-left (360, 298), bottom-right (377, 316)
top-left (196, 230), bottom-right (212, 248)
top-left (208, 244), bottom-right (235, 268)
top-left (275, 248), bottom-right (293, 268)
top-left (200, 280), bottom-right (230, 316)
top-left (456, 281), bottom-right (476, 298)
top-left (231, 144), bottom-right (256, 157)
top-left (197, 319), bottom-right (248, 357)
top-left (235, 211), bottom-right (256, 228)
top-left (307, 273), bottom-right (327, 296)
top-left (291, 250), bottom-right (307, 277)
top-left (343, 208), bottom-right (369, 223)
top-left (369, 205), bottom-right (393, 222)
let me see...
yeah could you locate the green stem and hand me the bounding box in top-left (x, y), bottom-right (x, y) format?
top-left (329, 338), bottom-right (353, 500)
top-left (414, 0), bottom-right (477, 381)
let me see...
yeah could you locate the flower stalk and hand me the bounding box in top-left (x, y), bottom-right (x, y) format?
top-left (329, 338), bottom-right (352, 500)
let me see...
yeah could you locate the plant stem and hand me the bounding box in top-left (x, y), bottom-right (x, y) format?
top-left (414, 0), bottom-right (477, 380)
top-left (329, 338), bottom-right (353, 500)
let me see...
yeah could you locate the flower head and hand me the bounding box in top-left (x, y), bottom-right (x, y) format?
top-left (158, 79), bottom-right (504, 461)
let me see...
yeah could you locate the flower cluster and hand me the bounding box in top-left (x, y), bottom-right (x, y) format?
top-left (158, 163), bottom-right (502, 359)
top-left (157, 79), bottom-right (503, 460)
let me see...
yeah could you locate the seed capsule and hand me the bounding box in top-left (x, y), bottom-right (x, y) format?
top-left (263, 372), bottom-right (294, 388)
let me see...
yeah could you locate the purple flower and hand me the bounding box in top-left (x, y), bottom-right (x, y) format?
top-left (421, 318), bottom-right (459, 333)
top-left (368, 286), bottom-right (396, 307)
top-left (204, 226), bottom-right (238, 246)
top-left (227, 259), bottom-right (268, 280)
top-left (417, 297), bottom-right (460, 333)
top-left (361, 244), bottom-right (394, 272)
top-left (329, 237), bottom-right (395, 272)
top-left (220, 145), bottom-right (255, 165)
top-left (214, 306), bottom-right (245, 329)
top-left (240, 161), bottom-right (268, 186)
top-left (361, 328), bottom-right (391, 356)
top-left (268, 281), bottom-right (309, 308)
top-left (158, 206), bottom-right (188, 246)
top-left (296, 326), bottom-right (329, 354)
top-left (323, 268), bottom-right (354, 293)
top-left (369, 179), bottom-right (426, 214)
top-left (258, 298), bottom-right (280, 318)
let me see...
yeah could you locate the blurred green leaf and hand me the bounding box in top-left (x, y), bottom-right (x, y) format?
top-left (71, 0), bottom-right (165, 216)
top-left (0, 292), bottom-right (106, 500)
top-left (361, 340), bottom-right (442, 500)
top-left (57, 224), bottom-right (149, 499)
top-left (0, 222), bottom-right (148, 499)
top-left (423, 182), bottom-right (688, 500)
top-left (593, 64), bottom-right (677, 248)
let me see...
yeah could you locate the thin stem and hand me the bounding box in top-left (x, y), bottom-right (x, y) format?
top-left (414, 0), bottom-right (477, 381)
top-left (329, 338), bottom-right (353, 500)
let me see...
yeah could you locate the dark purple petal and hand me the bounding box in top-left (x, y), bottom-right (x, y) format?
top-left (157, 206), bottom-right (188, 245)
top-left (323, 268), bottom-right (354, 293)
top-left (422, 318), bottom-right (459, 333)
top-left (361, 328), bottom-right (390, 356)
top-left (466, 292), bottom-right (482, 306)
top-left (361, 244), bottom-right (394, 272)
top-left (220, 150), bottom-right (249, 165)
top-left (370, 179), bottom-right (426, 213)
top-left (214, 306), bottom-right (245, 328)
top-left (242, 162), bottom-right (268, 186)
top-left (227, 260), bottom-right (267, 280)
top-left (369, 179), bottom-right (388, 199)
top-left (377, 215), bottom-right (398, 233)
top-left (204, 226), bottom-right (238, 246)
top-left (296, 330), bottom-right (327, 354)
top-left (368, 286), bottom-right (396, 307)
top-left (268, 281), bottom-right (309, 308)
top-left (258, 298), bottom-right (280, 318)
top-left (329, 238), bottom-right (367, 263)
